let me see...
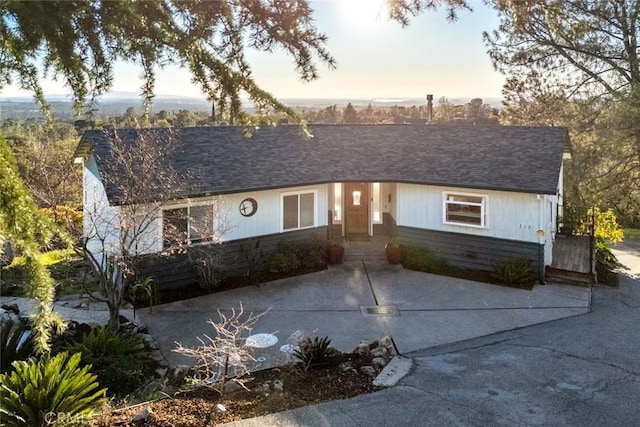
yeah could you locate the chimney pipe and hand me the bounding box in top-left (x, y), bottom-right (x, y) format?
top-left (426, 94), bottom-right (433, 123)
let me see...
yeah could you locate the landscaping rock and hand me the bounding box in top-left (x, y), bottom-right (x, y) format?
top-left (360, 366), bottom-right (377, 377)
top-left (354, 342), bottom-right (370, 357)
top-left (131, 408), bottom-right (151, 424)
top-left (224, 380), bottom-right (242, 394)
top-left (379, 335), bottom-right (394, 351)
top-left (272, 379), bottom-right (284, 392)
top-left (370, 346), bottom-right (389, 360)
top-left (339, 361), bottom-right (357, 374)
top-left (155, 367), bottom-right (168, 378)
top-left (1, 303), bottom-right (20, 315)
top-left (371, 357), bottom-right (387, 370)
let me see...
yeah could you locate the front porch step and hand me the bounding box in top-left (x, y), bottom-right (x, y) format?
top-left (545, 266), bottom-right (594, 286)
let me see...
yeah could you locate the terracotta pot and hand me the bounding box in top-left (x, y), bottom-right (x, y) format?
top-left (328, 245), bottom-right (344, 264)
top-left (385, 244), bottom-right (402, 264)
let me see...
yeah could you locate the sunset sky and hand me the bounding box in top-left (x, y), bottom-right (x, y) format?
top-left (1, 0), bottom-right (505, 101)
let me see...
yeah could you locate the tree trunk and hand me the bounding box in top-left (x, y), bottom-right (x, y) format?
top-left (106, 301), bottom-right (120, 332)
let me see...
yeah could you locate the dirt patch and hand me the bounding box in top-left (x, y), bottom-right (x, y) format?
top-left (93, 353), bottom-right (382, 426)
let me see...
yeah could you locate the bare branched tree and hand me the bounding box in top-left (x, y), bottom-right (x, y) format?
top-left (173, 304), bottom-right (271, 398)
top-left (80, 126), bottom-right (230, 331)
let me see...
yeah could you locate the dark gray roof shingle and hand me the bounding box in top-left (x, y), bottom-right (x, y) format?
top-left (80, 124), bottom-right (568, 204)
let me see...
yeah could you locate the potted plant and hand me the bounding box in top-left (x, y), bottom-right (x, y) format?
top-left (385, 236), bottom-right (402, 264)
top-left (327, 242), bottom-right (345, 264)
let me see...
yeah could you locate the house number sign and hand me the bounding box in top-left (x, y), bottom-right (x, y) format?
top-left (239, 198), bottom-right (258, 217)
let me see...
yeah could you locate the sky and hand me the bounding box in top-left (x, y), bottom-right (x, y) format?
top-left (1, 0), bottom-right (505, 102)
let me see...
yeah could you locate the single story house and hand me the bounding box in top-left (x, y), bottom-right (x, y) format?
top-left (75, 124), bottom-right (569, 287)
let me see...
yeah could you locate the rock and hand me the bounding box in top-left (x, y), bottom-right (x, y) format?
top-left (155, 367), bottom-right (168, 378)
top-left (149, 350), bottom-right (166, 362)
top-left (142, 334), bottom-right (159, 350)
top-left (223, 380), bottom-right (242, 393)
top-left (372, 357), bottom-right (387, 370)
top-left (360, 366), bottom-right (377, 377)
top-left (272, 379), bottom-right (284, 392)
top-left (370, 346), bottom-right (389, 359)
top-left (0, 311), bottom-right (19, 324)
top-left (379, 336), bottom-right (394, 350)
top-left (131, 408), bottom-right (151, 424)
top-left (1, 303), bottom-right (20, 315)
top-left (354, 342), bottom-right (370, 357)
top-left (340, 361), bottom-right (358, 374)
top-left (172, 365), bottom-right (190, 379)
top-left (134, 320), bottom-right (149, 334)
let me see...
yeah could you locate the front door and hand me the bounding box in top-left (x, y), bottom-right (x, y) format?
top-left (345, 183), bottom-right (369, 238)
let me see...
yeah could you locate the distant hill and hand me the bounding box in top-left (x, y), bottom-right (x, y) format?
top-left (0, 94), bottom-right (502, 121)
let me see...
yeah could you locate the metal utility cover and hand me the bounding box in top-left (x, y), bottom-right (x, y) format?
top-left (361, 305), bottom-right (399, 317)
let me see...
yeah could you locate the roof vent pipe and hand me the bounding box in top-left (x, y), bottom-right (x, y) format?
top-left (426, 94), bottom-right (434, 123)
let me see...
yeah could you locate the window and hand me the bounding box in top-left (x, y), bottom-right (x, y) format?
top-left (372, 182), bottom-right (381, 223)
top-left (443, 192), bottom-right (487, 228)
top-left (282, 190), bottom-right (316, 231)
top-left (333, 184), bottom-right (342, 222)
top-left (163, 203), bottom-right (216, 248)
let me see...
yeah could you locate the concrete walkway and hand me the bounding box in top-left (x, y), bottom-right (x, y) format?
top-left (137, 262), bottom-right (590, 369)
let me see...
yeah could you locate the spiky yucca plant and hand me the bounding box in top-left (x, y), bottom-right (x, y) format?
top-left (0, 352), bottom-right (105, 427)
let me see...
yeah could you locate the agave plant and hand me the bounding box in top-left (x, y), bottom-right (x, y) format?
top-left (0, 352), bottom-right (105, 427)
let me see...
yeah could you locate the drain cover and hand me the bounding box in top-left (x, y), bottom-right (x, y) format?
top-left (361, 305), bottom-right (399, 317)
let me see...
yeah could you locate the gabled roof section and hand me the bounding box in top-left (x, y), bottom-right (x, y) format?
top-left (79, 124), bottom-right (568, 205)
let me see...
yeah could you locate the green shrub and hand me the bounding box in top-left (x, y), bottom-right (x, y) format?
top-left (242, 238), bottom-right (265, 285)
top-left (492, 258), bottom-right (534, 287)
top-left (297, 240), bottom-right (326, 270)
top-left (1, 319), bottom-right (35, 374)
top-left (293, 335), bottom-right (338, 370)
top-left (268, 243), bottom-right (301, 274)
top-left (62, 326), bottom-right (150, 396)
top-left (401, 246), bottom-right (447, 274)
top-left (0, 352), bottom-right (105, 427)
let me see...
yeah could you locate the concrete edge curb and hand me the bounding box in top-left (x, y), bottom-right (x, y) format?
top-left (373, 355), bottom-right (413, 387)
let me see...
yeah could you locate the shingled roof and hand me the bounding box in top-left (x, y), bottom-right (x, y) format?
top-left (79, 124), bottom-right (568, 205)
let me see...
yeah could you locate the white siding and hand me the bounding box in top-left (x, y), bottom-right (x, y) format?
top-left (396, 184), bottom-right (543, 244)
top-left (83, 155), bottom-right (122, 268)
top-left (221, 184), bottom-right (329, 241)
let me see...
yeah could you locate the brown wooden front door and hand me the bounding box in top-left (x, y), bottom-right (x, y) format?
top-left (345, 183), bottom-right (369, 237)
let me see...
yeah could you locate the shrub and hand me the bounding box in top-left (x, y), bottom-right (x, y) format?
top-left (297, 240), bottom-right (327, 270)
top-left (62, 326), bottom-right (150, 396)
top-left (242, 239), bottom-right (264, 285)
top-left (492, 258), bottom-right (534, 288)
top-left (1, 319), bottom-right (35, 374)
top-left (127, 276), bottom-right (158, 313)
top-left (0, 352), bottom-right (105, 427)
top-left (401, 246), bottom-right (447, 274)
top-left (268, 243), bottom-right (301, 274)
top-left (293, 335), bottom-right (338, 370)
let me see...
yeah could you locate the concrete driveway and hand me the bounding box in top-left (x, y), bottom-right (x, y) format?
top-left (139, 262), bottom-right (590, 368)
top-left (220, 240), bottom-right (640, 427)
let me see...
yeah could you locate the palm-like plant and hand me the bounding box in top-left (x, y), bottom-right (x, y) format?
top-left (0, 352), bottom-right (106, 427)
top-left (1, 319), bottom-right (35, 373)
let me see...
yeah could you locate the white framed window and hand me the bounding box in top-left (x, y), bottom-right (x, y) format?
top-left (163, 202), bottom-right (218, 248)
top-left (281, 190), bottom-right (317, 231)
top-left (443, 191), bottom-right (487, 228)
